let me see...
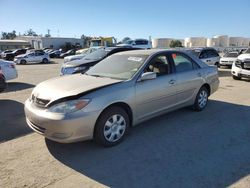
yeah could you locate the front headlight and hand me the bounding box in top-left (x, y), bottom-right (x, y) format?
top-left (235, 60), bottom-right (242, 68)
top-left (47, 99), bottom-right (90, 114)
top-left (74, 66), bottom-right (87, 71)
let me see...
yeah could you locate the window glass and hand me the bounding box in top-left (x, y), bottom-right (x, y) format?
top-left (199, 51), bottom-right (208, 59)
top-left (172, 53), bottom-right (194, 72)
top-left (144, 55), bottom-right (170, 76)
top-left (207, 50), bottom-right (218, 57)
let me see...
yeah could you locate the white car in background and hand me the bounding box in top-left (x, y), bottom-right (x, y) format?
top-left (118, 39), bottom-right (152, 49)
top-left (231, 48), bottom-right (250, 80)
top-left (64, 47), bottom-right (103, 63)
top-left (0, 59), bottom-right (18, 92)
top-left (219, 51), bottom-right (239, 66)
top-left (14, 51), bottom-right (50, 64)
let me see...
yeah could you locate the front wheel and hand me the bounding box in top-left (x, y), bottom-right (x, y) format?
top-left (42, 58), bottom-right (49, 64)
top-left (193, 86), bottom-right (209, 111)
top-left (232, 75), bottom-right (241, 80)
top-left (20, 59), bottom-right (27, 65)
top-left (94, 107), bottom-right (130, 147)
top-left (0, 76), bottom-right (6, 92)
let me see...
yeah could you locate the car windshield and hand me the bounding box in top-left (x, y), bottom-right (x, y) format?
top-left (244, 48), bottom-right (250, 54)
top-left (223, 52), bottom-right (238, 57)
top-left (86, 54), bottom-right (148, 80)
top-left (185, 50), bottom-right (200, 57)
top-left (83, 49), bottom-right (108, 60)
top-left (124, 40), bottom-right (134, 45)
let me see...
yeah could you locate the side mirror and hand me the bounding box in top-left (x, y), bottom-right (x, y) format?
top-left (138, 72), bottom-right (156, 82)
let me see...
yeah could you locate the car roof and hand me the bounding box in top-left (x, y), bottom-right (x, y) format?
top-left (114, 49), bottom-right (188, 56)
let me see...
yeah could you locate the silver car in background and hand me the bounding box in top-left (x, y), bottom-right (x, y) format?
top-left (24, 49), bottom-right (219, 146)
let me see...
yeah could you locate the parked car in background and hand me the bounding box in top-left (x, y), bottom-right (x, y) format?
top-left (231, 48), bottom-right (250, 80)
top-left (25, 49), bottom-right (219, 146)
top-left (60, 49), bottom-right (75, 58)
top-left (1, 50), bottom-right (13, 59)
top-left (14, 51), bottom-right (50, 64)
top-left (61, 46), bottom-right (140, 75)
top-left (0, 59), bottom-right (18, 92)
top-left (219, 51), bottom-right (239, 67)
top-left (49, 50), bottom-right (61, 58)
top-left (3, 49), bottom-right (27, 61)
top-left (75, 48), bottom-right (89, 55)
top-left (64, 47), bottom-right (103, 63)
top-left (118, 39), bottom-right (152, 49)
top-left (186, 47), bottom-right (220, 67)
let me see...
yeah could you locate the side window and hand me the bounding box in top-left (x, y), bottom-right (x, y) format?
top-left (172, 53), bottom-right (194, 73)
top-left (209, 50), bottom-right (219, 57)
top-left (144, 54), bottom-right (170, 76)
top-left (199, 50), bottom-right (208, 59)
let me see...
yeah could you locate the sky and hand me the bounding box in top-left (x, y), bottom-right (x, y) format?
top-left (0, 0), bottom-right (250, 41)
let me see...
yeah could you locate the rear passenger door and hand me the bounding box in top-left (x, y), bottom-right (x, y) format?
top-left (170, 52), bottom-right (203, 105)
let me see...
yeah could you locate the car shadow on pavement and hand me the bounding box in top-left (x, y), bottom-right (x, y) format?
top-left (46, 100), bottom-right (250, 188)
top-left (0, 100), bottom-right (31, 142)
top-left (3, 82), bottom-right (34, 93)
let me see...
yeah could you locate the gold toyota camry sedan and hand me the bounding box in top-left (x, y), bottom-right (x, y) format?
top-left (24, 49), bottom-right (219, 146)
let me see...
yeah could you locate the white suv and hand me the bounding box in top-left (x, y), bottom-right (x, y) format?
top-left (14, 51), bottom-right (50, 64)
top-left (231, 48), bottom-right (250, 80)
top-left (186, 48), bottom-right (220, 67)
top-left (118, 39), bottom-right (152, 49)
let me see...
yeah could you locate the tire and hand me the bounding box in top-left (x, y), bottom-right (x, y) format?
top-left (42, 58), bottom-right (49, 64)
top-left (232, 75), bottom-right (241, 80)
top-left (193, 86), bottom-right (209, 111)
top-left (0, 76), bottom-right (6, 92)
top-left (20, 59), bottom-right (27, 65)
top-left (215, 62), bottom-right (220, 68)
top-left (94, 106), bottom-right (130, 147)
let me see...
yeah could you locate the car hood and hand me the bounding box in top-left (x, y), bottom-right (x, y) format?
top-left (0, 59), bottom-right (15, 65)
top-left (16, 54), bottom-right (27, 58)
top-left (63, 58), bottom-right (98, 67)
top-left (32, 74), bottom-right (122, 103)
top-left (65, 54), bottom-right (85, 61)
top-left (238, 54), bottom-right (250, 61)
top-left (220, 57), bottom-right (237, 61)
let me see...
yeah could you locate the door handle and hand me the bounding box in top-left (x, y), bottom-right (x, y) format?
top-left (197, 72), bottom-right (202, 77)
top-left (207, 60), bottom-right (211, 62)
top-left (169, 79), bottom-right (175, 85)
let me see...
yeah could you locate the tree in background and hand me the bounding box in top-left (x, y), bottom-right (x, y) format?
top-left (81, 34), bottom-right (92, 48)
top-left (1, 30), bottom-right (17, 39)
top-left (121, 37), bottom-right (131, 44)
top-left (24, 29), bottom-right (38, 36)
top-left (169, 40), bottom-right (183, 48)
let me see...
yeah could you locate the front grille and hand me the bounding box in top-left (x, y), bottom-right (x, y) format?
top-left (32, 95), bottom-right (50, 108)
top-left (242, 62), bottom-right (250, 70)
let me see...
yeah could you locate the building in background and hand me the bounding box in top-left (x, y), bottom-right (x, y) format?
top-left (184, 37), bottom-right (207, 47)
top-left (0, 40), bottom-right (30, 51)
top-left (152, 38), bottom-right (184, 48)
top-left (15, 36), bottom-right (84, 49)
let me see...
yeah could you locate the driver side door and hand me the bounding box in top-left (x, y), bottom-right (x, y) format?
top-left (135, 53), bottom-right (177, 121)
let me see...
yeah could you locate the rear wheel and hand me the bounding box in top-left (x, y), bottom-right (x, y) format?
top-left (20, 59), bottom-right (27, 65)
top-left (42, 58), bottom-right (49, 64)
top-left (193, 86), bottom-right (209, 111)
top-left (0, 76), bottom-right (6, 92)
top-left (94, 106), bottom-right (130, 147)
top-left (232, 75), bottom-right (241, 80)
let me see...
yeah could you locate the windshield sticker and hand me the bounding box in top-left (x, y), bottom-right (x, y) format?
top-left (128, 57), bottom-right (142, 62)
